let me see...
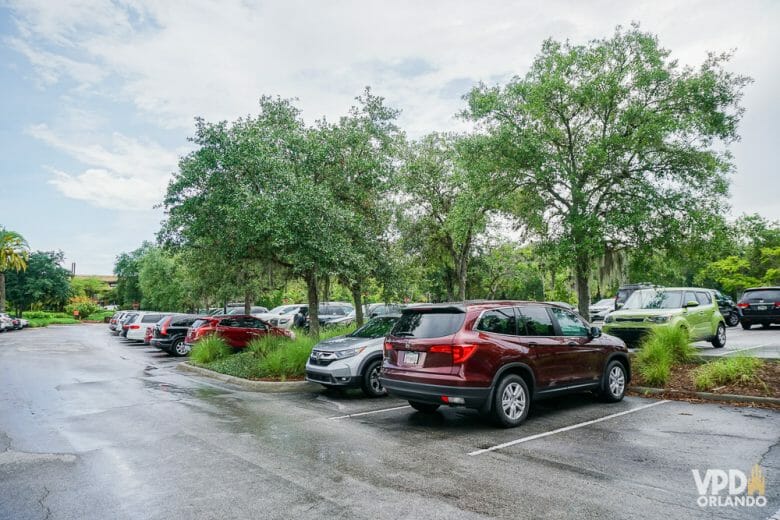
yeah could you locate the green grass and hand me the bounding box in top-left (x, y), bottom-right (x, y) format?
top-left (634, 326), bottom-right (698, 387)
top-left (190, 335), bottom-right (232, 364)
top-left (201, 325), bottom-right (357, 380)
top-left (693, 355), bottom-right (764, 391)
top-left (27, 317), bottom-right (80, 327)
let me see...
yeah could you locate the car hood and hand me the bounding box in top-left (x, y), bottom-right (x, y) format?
top-left (312, 335), bottom-right (383, 352)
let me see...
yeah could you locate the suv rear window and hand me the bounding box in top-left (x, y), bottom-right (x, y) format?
top-left (391, 310), bottom-right (465, 339)
top-left (141, 314), bottom-right (164, 323)
top-left (191, 319), bottom-right (211, 329)
top-left (172, 316), bottom-right (196, 327)
top-left (742, 289), bottom-right (780, 301)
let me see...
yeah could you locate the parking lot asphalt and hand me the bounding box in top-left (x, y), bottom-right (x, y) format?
top-left (1, 324), bottom-right (778, 519)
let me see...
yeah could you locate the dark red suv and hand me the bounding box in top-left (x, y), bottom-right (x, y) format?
top-left (380, 301), bottom-right (630, 428)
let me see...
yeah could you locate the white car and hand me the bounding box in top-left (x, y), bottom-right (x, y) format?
top-left (255, 304), bottom-right (307, 330)
top-left (0, 314), bottom-right (14, 332)
top-left (125, 311), bottom-right (170, 341)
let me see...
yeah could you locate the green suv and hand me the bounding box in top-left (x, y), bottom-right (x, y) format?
top-left (602, 287), bottom-right (726, 348)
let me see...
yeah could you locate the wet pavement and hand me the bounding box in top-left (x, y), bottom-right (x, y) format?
top-left (1, 324), bottom-right (778, 519)
top-left (693, 325), bottom-right (780, 359)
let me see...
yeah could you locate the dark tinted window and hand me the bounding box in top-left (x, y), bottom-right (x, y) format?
top-left (125, 314), bottom-right (138, 324)
top-left (517, 306), bottom-right (555, 336)
top-left (171, 316), bottom-right (196, 327)
top-left (742, 289), bottom-right (780, 301)
top-left (141, 314), bottom-right (164, 323)
top-left (550, 307), bottom-right (589, 337)
top-left (391, 311), bottom-right (465, 339)
top-left (475, 308), bottom-right (516, 335)
top-left (350, 316), bottom-right (399, 338)
top-left (245, 317), bottom-right (267, 329)
top-left (695, 292), bottom-right (712, 305)
top-left (219, 318), bottom-right (241, 327)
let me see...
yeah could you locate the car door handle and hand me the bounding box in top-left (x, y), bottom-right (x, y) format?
top-left (527, 342), bottom-right (538, 346)
top-left (566, 342), bottom-right (578, 346)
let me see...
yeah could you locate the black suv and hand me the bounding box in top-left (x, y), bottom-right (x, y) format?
top-left (150, 314), bottom-right (199, 356)
top-left (738, 287), bottom-right (780, 330)
top-left (713, 290), bottom-right (740, 327)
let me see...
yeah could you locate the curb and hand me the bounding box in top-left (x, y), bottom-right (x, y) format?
top-left (177, 362), bottom-right (318, 393)
top-left (630, 386), bottom-right (780, 406)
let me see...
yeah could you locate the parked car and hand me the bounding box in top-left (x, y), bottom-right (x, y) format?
top-left (222, 306), bottom-right (270, 316)
top-left (256, 304), bottom-right (307, 329)
top-left (615, 283), bottom-right (658, 310)
top-left (589, 298), bottom-right (615, 321)
top-left (305, 303), bottom-right (355, 329)
top-left (0, 314), bottom-right (13, 332)
top-left (713, 290), bottom-right (740, 327)
top-left (306, 314), bottom-right (401, 396)
top-left (118, 312), bottom-right (139, 337)
top-left (125, 312), bottom-right (168, 342)
top-left (0, 313), bottom-right (21, 330)
top-left (184, 314), bottom-right (293, 350)
top-left (380, 301), bottom-right (630, 428)
top-left (737, 287), bottom-right (780, 330)
top-left (603, 287), bottom-right (726, 348)
top-left (151, 314), bottom-right (199, 356)
top-left (361, 303), bottom-right (405, 319)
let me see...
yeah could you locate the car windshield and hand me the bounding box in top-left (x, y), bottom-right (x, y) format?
top-left (623, 289), bottom-right (683, 310)
top-left (593, 299), bottom-right (613, 307)
top-left (349, 317), bottom-right (399, 338)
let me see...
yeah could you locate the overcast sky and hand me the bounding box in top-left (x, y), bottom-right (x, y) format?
top-left (1, 0), bottom-right (778, 274)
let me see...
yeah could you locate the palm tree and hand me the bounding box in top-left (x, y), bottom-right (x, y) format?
top-left (0, 228), bottom-right (29, 313)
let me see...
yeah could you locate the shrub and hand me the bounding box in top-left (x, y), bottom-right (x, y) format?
top-left (27, 317), bottom-right (80, 327)
top-left (634, 326), bottom-right (700, 387)
top-left (190, 335), bottom-right (231, 364)
top-left (65, 297), bottom-right (101, 319)
top-left (693, 355), bottom-right (764, 391)
top-left (257, 341), bottom-right (313, 380)
top-left (207, 351), bottom-right (262, 379)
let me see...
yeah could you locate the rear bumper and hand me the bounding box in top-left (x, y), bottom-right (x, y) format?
top-left (380, 377), bottom-right (491, 408)
top-left (150, 338), bottom-right (174, 350)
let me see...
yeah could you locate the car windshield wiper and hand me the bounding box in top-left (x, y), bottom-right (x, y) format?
top-left (394, 332), bottom-right (415, 337)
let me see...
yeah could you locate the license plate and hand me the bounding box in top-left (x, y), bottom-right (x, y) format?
top-left (404, 351), bottom-right (419, 364)
top-left (757, 305), bottom-right (768, 311)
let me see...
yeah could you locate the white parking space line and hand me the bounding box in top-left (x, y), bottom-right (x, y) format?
top-left (329, 405), bottom-right (412, 420)
top-left (722, 343), bottom-right (772, 356)
top-left (468, 400), bottom-right (670, 456)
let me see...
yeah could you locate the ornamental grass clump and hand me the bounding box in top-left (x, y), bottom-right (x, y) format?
top-left (635, 326), bottom-right (698, 386)
top-left (190, 335), bottom-right (231, 364)
top-left (693, 355), bottom-right (763, 391)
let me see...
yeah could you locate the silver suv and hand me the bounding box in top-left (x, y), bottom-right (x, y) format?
top-left (305, 315), bottom-right (400, 397)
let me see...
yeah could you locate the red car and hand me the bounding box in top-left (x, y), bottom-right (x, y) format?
top-left (381, 301), bottom-right (630, 428)
top-left (184, 314), bottom-right (293, 352)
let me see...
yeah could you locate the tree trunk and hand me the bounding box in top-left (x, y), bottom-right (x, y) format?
top-left (322, 275), bottom-right (330, 303)
top-left (244, 290), bottom-right (252, 315)
top-left (306, 271), bottom-right (320, 338)
top-left (456, 256), bottom-right (468, 302)
top-left (0, 272), bottom-right (5, 313)
top-left (351, 284), bottom-right (364, 326)
top-left (574, 255), bottom-right (590, 318)
top-left (444, 268), bottom-right (454, 302)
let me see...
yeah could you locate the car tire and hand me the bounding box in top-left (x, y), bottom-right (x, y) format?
top-left (172, 339), bottom-right (190, 357)
top-left (360, 359), bottom-right (386, 397)
top-left (711, 323), bottom-right (726, 349)
top-left (408, 401), bottom-right (440, 413)
top-left (726, 312), bottom-right (740, 327)
top-left (741, 321), bottom-right (752, 330)
top-left (489, 374), bottom-right (530, 428)
top-left (599, 361), bottom-right (627, 402)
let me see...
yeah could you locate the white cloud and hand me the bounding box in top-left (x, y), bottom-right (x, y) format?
top-left (6, 0), bottom-right (780, 218)
top-left (26, 124), bottom-right (180, 210)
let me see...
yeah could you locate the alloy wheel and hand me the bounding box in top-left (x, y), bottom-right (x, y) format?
top-left (501, 382), bottom-right (527, 421)
top-left (369, 365), bottom-right (384, 394)
top-left (609, 365), bottom-right (625, 397)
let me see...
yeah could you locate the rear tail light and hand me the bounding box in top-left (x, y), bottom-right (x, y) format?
top-left (383, 341), bottom-right (393, 354)
top-left (429, 344), bottom-right (478, 364)
top-left (737, 302), bottom-right (749, 309)
top-left (129, 324), bottom-right (140, 330)
top-left (774, 302), bottom-right (780, 308)
top-left (161, 317), bottom-right (172, 336)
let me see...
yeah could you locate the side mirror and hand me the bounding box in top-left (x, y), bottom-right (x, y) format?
top-left (615, 302), bottom-right (624, 310)
top-left (684, 300), bottom-right (699, 308)
top-left (589, 326), bottom-right (602, 339)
